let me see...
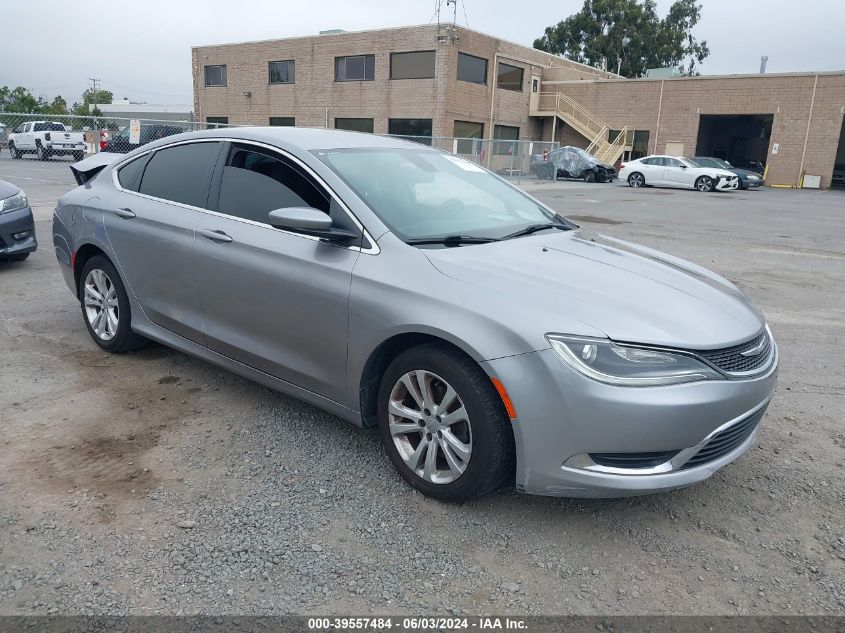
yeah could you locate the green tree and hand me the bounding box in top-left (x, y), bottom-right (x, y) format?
top-left (70, 88), bottom-right (113, 117)
top-left (45, 95), bottom-right (69, 115)
top-left (533, 0), bottom-right (710, 77)
top-left (0, 86), bottom-right (44, 113)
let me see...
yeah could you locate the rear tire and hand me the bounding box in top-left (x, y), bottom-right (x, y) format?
top-left (628, 172), bottom-right (645, 187)
top-left (695, 176), bottom-right (714, 192)
top-left (78, 255), bottom-right (148, 353)
top-left (73, 151), bottom-right (85, 162)
top-left (36, 143), bottom-right (49, 161)
top-left (9, 143), bottom-right (21, 159)
top-left (377, 343), bottom-right (514, 502)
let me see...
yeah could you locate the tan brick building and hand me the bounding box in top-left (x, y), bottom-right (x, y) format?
top-left (192, 24), bottom-right (845, 188)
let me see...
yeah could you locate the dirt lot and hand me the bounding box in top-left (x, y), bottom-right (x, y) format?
top-left (0, 155), bottom-right (843, 616)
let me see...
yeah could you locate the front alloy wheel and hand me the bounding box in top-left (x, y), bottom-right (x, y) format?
top-left (628, 172), bottom-right (645, 187)
top-left (377, 343), bottom-right (514, 501)
top-left (388, 370), bottom-right (473, 484)
top-left (696, 176), bottom-right (714, 192)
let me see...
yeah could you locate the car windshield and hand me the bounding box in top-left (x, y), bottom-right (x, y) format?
top-left (315, 148), bottom-right (563, 242)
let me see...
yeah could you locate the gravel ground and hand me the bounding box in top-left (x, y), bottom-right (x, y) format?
top-left (0, 156), bottom-right (843, 616)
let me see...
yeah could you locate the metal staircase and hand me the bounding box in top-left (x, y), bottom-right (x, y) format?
top-left (531, 92), bottom-right (633, 165)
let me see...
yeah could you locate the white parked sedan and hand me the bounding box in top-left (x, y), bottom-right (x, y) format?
top-left (619, 155), bottom-right (739, 192)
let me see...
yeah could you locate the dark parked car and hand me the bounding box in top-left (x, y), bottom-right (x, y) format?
top-left (690, 157), bottom-right (765, 189)
top-left (534, 146), bottom-right (615, 182)
top-left (0, 179), bottom-right (37, 261)
top-left (101, 124), bottom-right (185, 153)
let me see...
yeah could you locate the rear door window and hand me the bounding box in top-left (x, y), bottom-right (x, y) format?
top-left (139, 142), bottom-right (221, 208)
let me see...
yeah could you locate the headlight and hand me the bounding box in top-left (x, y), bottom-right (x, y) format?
top-left (546, 334), bottom-right (722, 387)
top-left (0, 191), bottom-right (27, 215)
top-left (747, 174), bottom-right (760, 180)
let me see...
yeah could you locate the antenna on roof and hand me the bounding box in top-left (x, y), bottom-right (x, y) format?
top-left (435, 0), bottom-right (459, 44)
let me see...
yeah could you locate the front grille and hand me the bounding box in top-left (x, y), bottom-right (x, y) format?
top-left (589, 451), bottom-right (679, 469)
top-left (680, 407), bottom-right (766, 470)
top-left (695, 330), bottom-right (772, 374)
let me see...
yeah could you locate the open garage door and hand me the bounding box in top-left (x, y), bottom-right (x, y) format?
top-left (696, 114), bottom-right (773, 173)
top-left (833, 115), bottom-right (845, 188)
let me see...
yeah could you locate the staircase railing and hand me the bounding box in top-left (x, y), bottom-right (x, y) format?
top-left (534, 91), bottom-right (633, 165)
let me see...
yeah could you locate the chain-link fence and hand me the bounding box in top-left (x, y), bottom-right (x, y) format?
top-left (386, 135), bottom-right (559, 183)
top-left (0, 112), bottom-right (231, 161)
top-left (0, 113), bottom-right (558, 182)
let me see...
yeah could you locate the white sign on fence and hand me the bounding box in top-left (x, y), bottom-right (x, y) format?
top-left (129, 119), bottom-right (141, 145)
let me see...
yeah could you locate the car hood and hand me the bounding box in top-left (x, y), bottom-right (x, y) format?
top-left (423, 229), bottom-right (765, 350)
top-left (697, 167), bottom-right (736, 178)
top-left (729, 167), bottom-right (762, 179)
top-left (0, 179), bottom-right (21, 199)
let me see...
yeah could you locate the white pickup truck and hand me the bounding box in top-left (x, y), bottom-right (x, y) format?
top-left (8, 121), bottom-right (87, 161)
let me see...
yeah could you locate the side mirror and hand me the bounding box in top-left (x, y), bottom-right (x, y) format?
top-left (679, 164), bottom-right (687, 168)
top-left (267, 207), bottom-right (358, 243)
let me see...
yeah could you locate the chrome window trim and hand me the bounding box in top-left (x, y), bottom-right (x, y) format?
top-left (109, 137), bottom-right (380, 255)
top-left (563, 396), bottom-right (772, 476)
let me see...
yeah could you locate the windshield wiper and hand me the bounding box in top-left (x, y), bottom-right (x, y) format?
top-left (501, 223), bottom-right (572, 240)
top-left (405, 234), bottom-right (501, 247)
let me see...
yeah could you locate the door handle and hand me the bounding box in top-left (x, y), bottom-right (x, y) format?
top-left (112, 207), bottom-right (136, 219)
top-left (198, 228), bottom-right (233, 243)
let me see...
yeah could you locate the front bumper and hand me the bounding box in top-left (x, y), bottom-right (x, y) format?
top-left (0, 206), bottom-right (38, 256)
top-left (715, 175), bottom-right (740, 191)
top-left (482, 342), bottom-right (778, 497)
top-left (742, 177), bottom-right (764, 188)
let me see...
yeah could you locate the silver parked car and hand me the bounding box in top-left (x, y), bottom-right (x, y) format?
top-left (53, 128), bottom-right (778, 501)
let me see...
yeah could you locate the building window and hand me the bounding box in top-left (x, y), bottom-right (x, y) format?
top-left (388, 118), bottom-right (433, 145)
top-left (269, 117), bottom-right (295, 126)
top-left (335, 55), bottom-right (375, 81)
top-left (453, 120), bottom-right (484, 154)
top-left (457, 52), bottom-right (487, 84)
top-left (497, 62), bottom-right (524, 91)
top-left (269, 60), bottom-right (295, 84)
top-left (390, 51), bottom-right (435, 79)
top-left (205, 65), bottom-right (227, 87)
top-left (493, 124), bottom-right (519, 154)
top-left (206, 116), bottom-right (229, 128)
top-left (335, 118), bottom-right (374, 133)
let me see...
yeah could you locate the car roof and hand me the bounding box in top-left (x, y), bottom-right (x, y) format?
top-left (136, 126), bottom-right (427, 154)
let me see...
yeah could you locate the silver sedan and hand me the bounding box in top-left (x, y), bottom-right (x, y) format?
top-left (53, 128), bottom-right (777, 501)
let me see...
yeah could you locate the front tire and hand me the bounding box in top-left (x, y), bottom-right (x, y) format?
top-left (584, 170), bottom-right (596, 183)
top-left (79, 255), bottom-right (148, 353)
top-left (627, 172), bottom-right (645, 187)
top-left (695, 176), bottom-right (714, 192)
top-left (9, 143), bottom-right (21, 159)
top-left (377, 343), bottom-right (514, 502)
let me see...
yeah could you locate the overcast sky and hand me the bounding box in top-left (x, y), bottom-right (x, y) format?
top-left (1, 0), bottom-right (843, 105)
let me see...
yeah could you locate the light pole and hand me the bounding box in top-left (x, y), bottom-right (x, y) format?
top-left (617, 35), bottom-right (631, 76)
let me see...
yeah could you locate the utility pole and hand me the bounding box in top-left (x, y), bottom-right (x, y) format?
top-left (88, 77), bottom-right (101, 92)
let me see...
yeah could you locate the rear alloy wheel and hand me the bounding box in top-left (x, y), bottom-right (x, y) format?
top-left (79, 255), bottom-right (148, 353)
top-left (628, 172), bottom-right (645, 188)
top-left (695, 176), bottom-right (714, 192)
top-left (378, 343), bottom-right (514, 501)
top-left (9, 143), bottom-right (20, 159)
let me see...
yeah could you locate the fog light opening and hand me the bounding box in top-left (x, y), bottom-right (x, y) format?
top-left (12, 230), bottom-right (31, 240)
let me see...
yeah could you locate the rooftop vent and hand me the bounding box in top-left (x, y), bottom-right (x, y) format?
top-left (319, 29), bottom-right (346, 35)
